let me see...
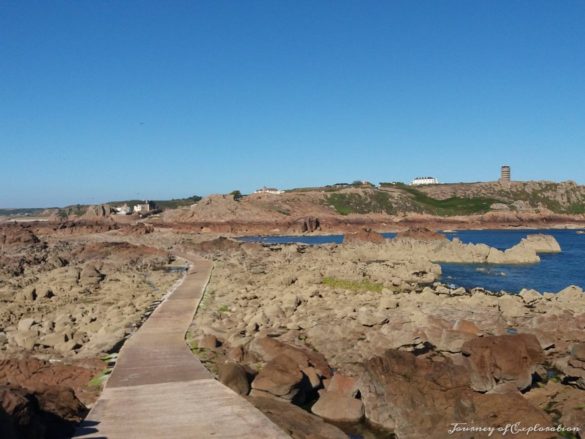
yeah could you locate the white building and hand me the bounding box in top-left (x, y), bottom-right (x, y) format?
top-left (133, 201), bottom-right (153, 213)
top-left (255, 187), bottom-right (284, 195)
top-left (114, 204), bottom-right (131, 215)
top-left (411, 177), bottom-right (439, 186)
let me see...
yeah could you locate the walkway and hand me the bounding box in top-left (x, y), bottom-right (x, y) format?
top-left (74, 255), bottom-right (288, 438)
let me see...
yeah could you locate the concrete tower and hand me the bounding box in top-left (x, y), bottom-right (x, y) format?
top-left (500, 165), bottom-right (511, 183)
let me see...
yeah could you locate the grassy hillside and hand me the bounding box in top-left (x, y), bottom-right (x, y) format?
top-left (325, 191), bottom-right (396, 215)
top-left (390, 183), bottom-right (501, 215)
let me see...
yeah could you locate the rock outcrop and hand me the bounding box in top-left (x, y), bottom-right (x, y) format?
top-left (343, 228), bottom-right (385, 244)
top-left (359, 349), bottom-right (553, 438)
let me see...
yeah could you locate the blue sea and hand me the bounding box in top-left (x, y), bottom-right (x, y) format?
top-left (239, 229), bottom-right (585, 293)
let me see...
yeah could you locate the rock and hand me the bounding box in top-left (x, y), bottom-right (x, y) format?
top-left (357, 308), bottom-right (388, 327)
top-left (17, 318), bottom-right (36, 333)
top-left (79, 264), bottom-right (105, 285)
top-left (452, 319), bottom-right (481, 335)
top-left (379, 296), bottom-right (399, 310)
top-left (0, 225), bottom-right (40, 246)
top-left (557, 285), bottom-right (584, 303)
top-left (251, 354), bottom-right (306, 401)
top-left (396, 227), bottom-right (446, 240)
top-left (343, 228), bottom-right (385, 244)
top-left (34, 385), bottom-right (87, 422)
top-left (0, 384), bottom-right (86, 439)
top-left (199, 334), bottom-right (219, 350)
top-left (249, 395), bottom-right (347, 439)
top-left (310, 390), bottom-right (364, 423)
top-left (226, 346), bottom-right (244, 362)
top-left (450, 287), bottom-right (466, 296)
top-left (519, 234), bottom-right (561, 253)
top-left (218, 362), bottom-right (250, 396)
top-left (519, 288), bottom-right (542, 304)
top-left (490, 202), bottom-right (510, 210)
top-left (82, 204), bottom-right (116, 218)
top-left (326, 373), bottom-right (359, 398)
top-left (436, 329), bottom-right (476, 353)
top-left (497, 294), bottom-right (527, 320)
top-left (297, 217), bottom-right (320, 233)
top-left (39, 332), bottom-right (68, 348)
top-left (359, 349), bottom-right (553, 438)
top-left (525, 381), bottom-right (585, 435)
top-left (16, 288), bottom-right (37, 302)
top-left (572, 343), bottom-right (585, 362)
top-left (461, 334), bottom-right (544, 392)
top-left (298, 368), bottom-right (319, 390)
top-left (249, 337), bottom-right (331, 378)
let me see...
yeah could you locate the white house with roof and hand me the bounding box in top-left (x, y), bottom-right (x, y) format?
top-left (255, 187), bottom-right (284, 195)
top-left (411, 177), bottom-right (439, 186)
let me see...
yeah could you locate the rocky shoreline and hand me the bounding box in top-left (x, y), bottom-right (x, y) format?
top-left (2, 222), bottom-right (584, 438)
top-left (0, 224), bottom-right (184, 438)
top-left (188, 234), bottom-right (585, 438)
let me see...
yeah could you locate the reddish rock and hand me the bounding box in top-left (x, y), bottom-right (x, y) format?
top-left (396, 227), bottom-right (446, 241)
top-left (297, 217), bottom-right (320, 233)
top-left (0, 357), bottom-right (102, 406)
top-left (461, 334), bottom-right (545, 392)
top-left (218, 362), bottom-right (250, 396)
top-left (251, 354), bottom-right (305, 401)
top-left (249, 336), bottom-right (332, 378)
top-left (199, 334), bottom-right (219, 350)
top-left (0, 385), bottom-right (86, 439)
top-left (0, 225), bottom-right (40, 246)
top-left (359, 349), bottom-right (553, 438)
top-left (452, 319), bottom-right (481, 336)
top-left (343, 228), bottom-right (385, 244)
top-left (310, 390), bottom-right (364, 423)
top-left (326, 373), bottom-right (359, 397)
top-left (249, 395), bottom-right (347, 439)
top-left (572, 343), bottom-right (585, 362)
top-left (193, 237), bottom-right (242, 254)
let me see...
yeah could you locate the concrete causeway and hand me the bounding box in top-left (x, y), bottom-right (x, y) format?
top-left (74, 255), bottom-right (289, 438)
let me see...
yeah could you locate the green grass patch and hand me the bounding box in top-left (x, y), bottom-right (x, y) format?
top-left (325, 191), bottom-right (395, 215)
top-left (88, 368), bottom-right (111, 389)
top-left (217, 304), bottom-right (229, 313)
top-left (322, 276), bottom-right (383, 293)
top-left (393, 183), bottom-right (501, 216)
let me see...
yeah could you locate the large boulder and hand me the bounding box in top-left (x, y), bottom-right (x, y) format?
top-left (343, 228), bottom-right (385, 244)
top-left (251, 354), bottom-right (306, 401)
top-left (297, 217), bottom-right (320, 233)
top-left (310, 390), bottom-right (364, 423)
top-left (359, 349), bottom-right (553, 438)
top-left (82, 204), bottom-right (116, 219)
top-left (0, 385), bottom-right (86, 439)
top-left (249, 395), bottom-right (347, 439)
top-left (461, 334), bottom-right (545, 392)
top-left (519, 234), bottom-right (561, 253)
top-left (249, 336), bottom-right (331, 379)
top-left (218, 362), bottom-right (250, 396)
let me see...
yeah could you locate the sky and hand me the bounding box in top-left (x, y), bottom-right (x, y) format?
top-left (1, 0), bottom-right (584, 207)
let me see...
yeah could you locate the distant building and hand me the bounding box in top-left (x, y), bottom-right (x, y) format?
top-left (255, 187), bottom-right (284, 195)
top-left (133, 201), bottom-right (154, 213)
top-left (114, 204), bottom-right (131, 215)
top-left (500, 165), bottom-right (511, 183)
top-left (411, 177), bottom-right (439, 186)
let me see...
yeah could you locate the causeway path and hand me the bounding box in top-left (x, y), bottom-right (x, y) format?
top-left (74, 254), bottom-right (288, 439)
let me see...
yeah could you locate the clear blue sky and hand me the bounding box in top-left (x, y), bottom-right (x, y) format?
top-left (1, 0), bottom-right (584, 207)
